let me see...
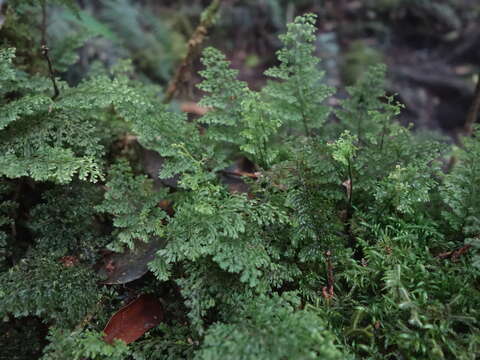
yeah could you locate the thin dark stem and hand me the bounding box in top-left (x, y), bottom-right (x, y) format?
top-left (379, 118), bottom-right (387, 151)
top-left (41, 2), bottom-right (59, 100)
top-left (357, 112), bottom-right (363, 142)
top-left (326, 250), bottom-right (334, 291)
top-left (347, 156), bottom-right (353, 211)
top-left (322, 250), bottom-right (335, 301)
top-left (41, 45), bottom-right (59, 100)
top-left (292, 61), bottom-right (310, 136)
top-left (290, 40), bottom-right (311, 137)
top-left (301, 111), bottom-right (310, 137)
top-left (258, 105), bottom-right (270, 168)
top-left (294, 77), bottom-right (309, 136)
top-left (294, 82), bottom-right (309, 137)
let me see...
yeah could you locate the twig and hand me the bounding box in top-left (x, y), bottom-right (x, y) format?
top-left (41, 45), bottom-right (60, 100)
top-left (40, 2), bottom-right (59, 100)
top-left (219, 169), bottom-right (259, 179)
top-left (437, 244), bottom-right (472, 262)
top-left (163, 0), bottom-right (221, 104)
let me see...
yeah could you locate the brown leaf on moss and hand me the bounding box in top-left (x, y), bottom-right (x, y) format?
top-left (97, 238), bottom-right (165, 285)
top-left (103, 294), bottom-right (163, 344)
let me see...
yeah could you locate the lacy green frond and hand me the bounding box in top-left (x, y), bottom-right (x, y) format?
top-left (96, 161), bottom-right (167, 251)
top-left (0, 254), bottom-right (102, 328)
top-left (264, 13), bottom-right (334, 136)
top-left (196, 295), bottom-right (347, 360)
top-left (197, 47), bottom-right (250, 152)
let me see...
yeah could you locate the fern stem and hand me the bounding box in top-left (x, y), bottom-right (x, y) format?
top-left (347, 156), bottom-right (353, 211)
top-left (40, 2), bottom-right (59, 100)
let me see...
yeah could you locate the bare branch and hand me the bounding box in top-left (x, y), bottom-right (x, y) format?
top-left (163, 0), bottom-right (221, 104)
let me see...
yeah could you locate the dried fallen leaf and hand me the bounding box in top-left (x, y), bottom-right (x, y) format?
top-left (103, 294), bottom-right (163, 344)
top-left (97, 238), bottom-right (165, 285)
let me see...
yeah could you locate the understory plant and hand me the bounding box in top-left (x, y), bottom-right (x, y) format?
top-left (1, 3), bottom-right (479, 360)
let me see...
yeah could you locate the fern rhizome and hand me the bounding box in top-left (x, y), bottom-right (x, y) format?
top-left (1, 4), bottom-right (479, 360)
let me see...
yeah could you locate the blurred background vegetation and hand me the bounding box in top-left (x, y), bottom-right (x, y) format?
top-left (2, 0), bottom-right (480, 133)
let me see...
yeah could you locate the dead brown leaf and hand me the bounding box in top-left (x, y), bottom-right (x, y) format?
top-left (103, 294), bottom-right (163, 344)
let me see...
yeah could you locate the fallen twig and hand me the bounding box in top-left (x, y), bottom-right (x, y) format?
top-left (163, 0), bottom-right (221, 104)
top-left (220, 170), bottom-right (260, 179)
top-left (437, 244), bottom-right (472, 262)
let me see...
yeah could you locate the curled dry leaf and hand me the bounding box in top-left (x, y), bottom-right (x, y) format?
top-left (103, 294), bottom-right (163, 344)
